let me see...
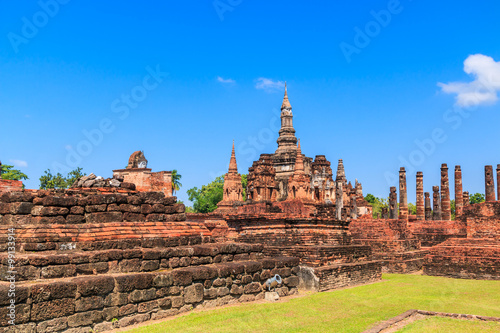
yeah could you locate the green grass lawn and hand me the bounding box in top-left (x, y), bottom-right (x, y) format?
top-left (396, 316), bottom-right (500, 332)
top-left (124, 274), bottom-right (500, 333)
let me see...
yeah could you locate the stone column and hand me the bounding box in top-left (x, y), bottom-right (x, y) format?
top-left (485, 165), bottom-right (495, 202)
top-left (497, 164), bottom-right (500, 202)
top-left (432, 186), bottom-right (441, 220)
top-left (424, 192), bottom-right (431, 220)
top-left (416, 171), bottom-right (424, 220)
top-left (351, 196), bottom-right (358, 219)
top-left (389, 186), bottom-right (397, 219)
top-left (335, 182), bottom-right (343, 220)
top-left (381, 207), bottom-right (388, 219)
top-left (440, 164), bottom-right (451, 221)
top-left (454, 166), bottom-right (463, 219)
top-left (399, 167), bottom-right (408, 220)
top-left (463, 191), bottom-right (470, 207)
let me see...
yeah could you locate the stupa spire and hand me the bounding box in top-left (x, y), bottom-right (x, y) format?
top-left (228, 140), bottom-right (238, 173)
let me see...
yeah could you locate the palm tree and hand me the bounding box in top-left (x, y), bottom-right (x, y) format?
top-left (171, 169), bottom-right (182, 195)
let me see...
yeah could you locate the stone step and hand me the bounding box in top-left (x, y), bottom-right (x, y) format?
top-left (0, 257), bottom-right (301, 332)
top-left (0, 221), bottom-right (211, 253)
top-left (0, 243), bottom-right (264, 282)
top-left (264, 245), bottom-right (373, 267)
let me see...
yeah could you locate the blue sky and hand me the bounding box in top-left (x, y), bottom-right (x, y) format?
top-left (1, 0), bottom-right (500, 204)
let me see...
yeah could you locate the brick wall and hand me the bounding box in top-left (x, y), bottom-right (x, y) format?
top-left (0, 189), bottom-right (184, 226)
top-left (0, 179), bottom-right (22, 193)
top-left (0, 243), bottom-right (264, 282)
top-left (0, 257), bottom-right (300, 331)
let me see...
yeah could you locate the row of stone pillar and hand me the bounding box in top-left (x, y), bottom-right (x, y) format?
top-left (485, 165), bottom-right (500, 203)
top-left (389, 163), bottom-right (499, 221)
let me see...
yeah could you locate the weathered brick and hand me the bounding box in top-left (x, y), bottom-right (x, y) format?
top-left (41, 265), bottom-right (76, 279)
top-left (0, 284), bottom-right (29, 305)
top-left (141, 260), bottom-right (159, 272)
top-left (139, 192), bottom-right (165, 204)
top-left (119, 303), bottom-right (137, 317)
top-left (184, 283), bottom-right (203, 304)
top-left (85, 204), bottom-right (107, 213)
top-left (31, 281), bottom-right (77, 302)
top-left (138, 299), bottom-right (158, 313)
top-left (75, 296), bottom-right (104, 312)
top-left (153, 273), bottom-right (173, 287)
top-left (104, 293), bottom-right (129, 307)
top-left (0, 303), bottom-right (30, 326)
top-left (114, 274), bottom-right (154, 292)
top-left (36, 317), bottom-right (68, 332)
top-left (101, 306), bottom-right (119, 321)
top-left (66, 214), bottom-right (85, 224)
top-left (129, 288), bottom-right (156, 303)
top-left (70, 206), bottom-right (84, 214)
top-left (171, 269), bottom-right (192, 286)
top-left (74, 275), bottom-right (115, 296)
top-left (244, 282), bottom-right (262, 294)
top-left (158, 297), bottom-right (172, 309)
top-left (118, 313), bottom-right (150, 328)
top-left (42, 196), bottom-right (78, 207)
top-left (171, 296), bottom-right (185, 308)
top-left (8, 202), bottom-right (33, 214)
top-left (85, 212), bottom-right (123, 223)
top-left (31, 298), bottom-right (75, 321)
top-left (67, 310), bottom-right (102, 327)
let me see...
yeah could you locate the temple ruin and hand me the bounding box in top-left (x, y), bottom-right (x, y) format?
top-left (0, 87), bottom-right (498, 332)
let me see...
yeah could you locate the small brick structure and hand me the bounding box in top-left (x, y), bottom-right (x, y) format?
top-left (113, 151), bottom-right (173, 197)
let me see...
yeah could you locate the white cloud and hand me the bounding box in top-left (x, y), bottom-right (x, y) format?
top-left (217, 76), bottom-right (235, 84)
top-left (10, 159), bottom-right (27, 167)
top-left (438, 54), bottom-right (500, 107)
top-left (65, 144), bottom-right (73, 150)
top-left (255, 78), bottom-right (285, 92)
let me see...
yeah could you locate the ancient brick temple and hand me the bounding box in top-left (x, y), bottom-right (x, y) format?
top-left (222, 85), bottom-right (371, 218)
top-left (113, 151), bottom-right (173, 197)
top-left (217, 142), bottom-right (244, 212)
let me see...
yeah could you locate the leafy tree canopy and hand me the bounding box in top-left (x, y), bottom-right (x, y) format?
top-left (187, 174), bottom-right (247, 213)
top-left (39, 167), bottom-right (85, 189)
top-left (469, 193), bottom-right (485, 205)
top-left (0, 164), bottom-right (28, 181)
top-left (172, 169), bottom-right (182, 195)
top-left (364, 194), bottom-right (388, 218)
top-left (408, 203), bottom-right (417, 215)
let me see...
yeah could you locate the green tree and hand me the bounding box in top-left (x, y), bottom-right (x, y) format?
top-left (187, 174), bottom-right (247, 213)
top-left (171, 169), bottom-right (182, 195)
top-left (408, 203), bottom-right (417, 215)
top-left (0, 164), bottom-right (28, 181)
top-left (66, 167), bottom-right (85, 187)
top-left (241, 174), bottom-right (247, 201)
top-left (364, 194), bottom-right (389, 218)
top-left (39, 168), bottom-right (86, 189)
top-left (178, 200), bottom-right (195, 213)
top-left (187, 176), bottom-right (224, 213)
top-left (450, 199), bottom-right (456, 220)
top-left (469, 193), bottom-right (485, 204)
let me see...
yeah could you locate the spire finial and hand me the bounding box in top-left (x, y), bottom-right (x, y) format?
top-left (228, 140), bottom-right (238, 173)
top-left (281, 82), bottom-right (292, 110)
